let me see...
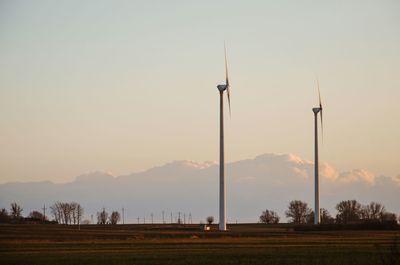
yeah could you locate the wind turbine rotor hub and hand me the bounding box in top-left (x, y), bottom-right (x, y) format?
top-left (312, 107), bottom-right (321, 114)
top-left (217, 84), bottom-right (227, 92)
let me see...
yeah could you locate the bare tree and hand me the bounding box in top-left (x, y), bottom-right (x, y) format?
top-left (50, 201), bottom-right (83, 225)
top-left (306, 210), bottom-right (315, 224)
top-left (28, 211), bottom-right (45, 220)
top-left (259, 209), bottom-right (280, 224)
top-left (285, 200), bottom-right (311, 224)
top-left (50, 202), bottom-right (63, 224)
top-left (50, 203), bottom-right (58, 223)
top-left (97, 208), bottom-right (108, 224)
top-left (76, 204), bottom-right (84, 226)
top-left (361, 202), bottom-right (386, 221)
top-left (380, 212), bottom-right (398, 222)
top-left (10, 202), bottom-right (23, 219)
top-left (109, 211), bottom-right (121, 225)
top-left (70, 202), bottom-right (77, 225)
top-left (0, 208), bottom-right (10, 223)
top-left (307, 208), bottom-right (335, 224)
top-left (206, 216), bottom-right (214, 225)
top-left (320, 208), bottom-right (335, 224)
top-left (60, 202), bottom-right (72, 225)
top-left (335, 200), bottom-right (362, 224)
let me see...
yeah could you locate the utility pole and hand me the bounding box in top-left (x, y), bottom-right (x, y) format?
top-left (42, 204), bottom-right (46, 222)
top-left (170, 212), bottom-right (173, 224)
top-left (122, 208), bottom-right (125, 225)
top-left (144, 216), bottom-right (146, 224)
top-left (189, 213), bottom-right (192, 224)
top-left (184, 213), bottom-right (186, 224)
top-left (137, 217), bottom-right (140, 224)
top-left (162, 211), bottom-right (165, 224)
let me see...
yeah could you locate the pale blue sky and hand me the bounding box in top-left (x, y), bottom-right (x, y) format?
top-left (0, 0), bottom-right (399, 182)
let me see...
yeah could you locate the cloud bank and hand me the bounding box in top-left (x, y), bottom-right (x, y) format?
top-left (0, 153), bottom-right (398, 223)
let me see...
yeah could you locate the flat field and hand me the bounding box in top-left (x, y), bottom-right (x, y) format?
top-left (1, 224), bottom-right (399, 265)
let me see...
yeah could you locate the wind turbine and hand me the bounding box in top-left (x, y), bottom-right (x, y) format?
top-left (216, 44), bottom-right (231, 231)
top-left (312, 79), bottom-right (323, 224)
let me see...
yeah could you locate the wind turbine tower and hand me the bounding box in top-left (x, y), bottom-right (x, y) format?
top-left (216, 44), bottom-right (231, 231)
top-left (312, 80), bottom-right (323, 224)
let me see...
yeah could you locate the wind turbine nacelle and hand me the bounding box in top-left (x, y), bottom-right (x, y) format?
top-left (312, 107), bottom-right (321, 114)
top-left (217, 84), bottom-right (227, 92)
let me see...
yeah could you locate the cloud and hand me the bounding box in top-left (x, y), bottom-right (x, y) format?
top-left (393, 174), bottom-right (400, 185)
top-left (0, 153), bottom-right (398, 223)
top-left (320, 162), bottom-right (339, 181)
top-left (182, 160), bottom-right (218, 169)
top-left (287, 153), bottom-right (309, 164)
top-left (336, 169), bottom-right (376, 185)
top-left (230, 153), bottom-right (381, 186)
top-left (75, 171), bottom-right (115, 182)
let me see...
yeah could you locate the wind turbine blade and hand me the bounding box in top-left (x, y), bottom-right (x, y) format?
top-left (224, 43), bottom-right (229, 86)
top-left (317, 78), bottom-right (322, 108)
top-left (224, 42), bottom-right (231, 116)
top-left (320, 109), bottom-right (323, 143)
top-left (317, 78), bottom-right (323, 143)
top-left (227, 87), bottom-right (231, 116)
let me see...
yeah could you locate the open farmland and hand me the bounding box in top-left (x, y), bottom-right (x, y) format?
top-left (1, 224), bottom-right (399, 265)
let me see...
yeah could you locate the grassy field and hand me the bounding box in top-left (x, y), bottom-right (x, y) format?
top-left (1, 224), bottom-right (399, 265)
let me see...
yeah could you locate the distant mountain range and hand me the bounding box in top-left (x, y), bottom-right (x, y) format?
top-left (0, 153), bottom-right (399, 223)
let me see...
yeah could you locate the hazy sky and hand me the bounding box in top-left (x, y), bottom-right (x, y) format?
top-left (1, 0), bottom-right (399, 183)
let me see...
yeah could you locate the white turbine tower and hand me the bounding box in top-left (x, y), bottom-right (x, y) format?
top-left (312, 79), bottom-right (323, 224)
top-left (216, 44), bottom-right (231, 231)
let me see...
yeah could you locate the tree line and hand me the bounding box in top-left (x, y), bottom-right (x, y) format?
top-left (50, 201), bottom-right (84, 225)
top-left (0, 202), bottom-right (122, 225)
top-left (96, 208), bottom-right (121, 225)
top-left (259, 200), bottom-right (399, 225)
top-left (1, 199), bottom-right (398, 226)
